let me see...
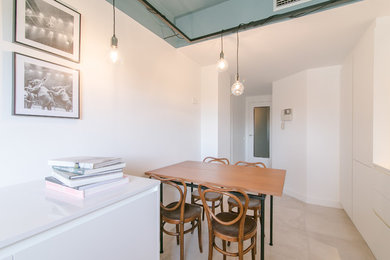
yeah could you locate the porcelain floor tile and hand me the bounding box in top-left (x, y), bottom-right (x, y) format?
top-left (160, 195), bottom-right (375, 260)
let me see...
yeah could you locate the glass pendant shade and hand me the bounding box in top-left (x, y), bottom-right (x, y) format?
top-left (217, 52), bottom-right (228, 72)
top-left (231, 77), bottom-right (244, 96)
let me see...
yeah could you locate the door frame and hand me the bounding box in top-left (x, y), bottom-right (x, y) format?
top-left (245, 95), bottom-right (272, 167)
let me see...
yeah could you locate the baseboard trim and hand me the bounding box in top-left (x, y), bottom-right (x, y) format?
top-left (284, 189), bottom-right (341, 208)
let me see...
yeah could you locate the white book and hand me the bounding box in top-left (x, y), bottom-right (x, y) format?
top-left (45, 176), bottom-right (130, 199)
top-left (53, 162), bottom-right (126, 175)
top-left (52, 169), bottom-right (123, 187)
top-left (48, 156), bottom-right (123, 169)
top-left (53, 168), bottom-right (123, 179)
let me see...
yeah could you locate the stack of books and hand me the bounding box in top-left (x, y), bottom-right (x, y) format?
top-left (45, 156), bottom-right (129, 199)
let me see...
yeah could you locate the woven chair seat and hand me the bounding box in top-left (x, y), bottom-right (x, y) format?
top-left (162, 202), bottom-right (202, 220)
top-left (228, 195), bottom-right (261, 209)
top-left (212, 212), bottom-right (257, 238)
top-left (192, 190), bottom-right (223, 201)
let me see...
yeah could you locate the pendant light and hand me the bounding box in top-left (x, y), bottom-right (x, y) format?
top-left (231, 27), bottom-right (244, 96)
top-left (110, 0), bottom-right (118, 63)
top-left (216, 31), bottom-right (228, 72)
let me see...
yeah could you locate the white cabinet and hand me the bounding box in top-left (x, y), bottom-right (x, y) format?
top-left (341, 18), bottom-right (390, 260)
top-left (0, 176), bottom-right (160, 260)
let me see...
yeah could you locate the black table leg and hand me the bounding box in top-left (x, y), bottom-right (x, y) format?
top-left (260, 195), bottom-right (265, 260)
top-left (270, 195), bottom-right (273, 246)
top-left (160, 182), bottom-right (164, 254)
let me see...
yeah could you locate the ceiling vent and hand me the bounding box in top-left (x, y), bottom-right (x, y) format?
top-left (274, 0), bottom-right (312, 11)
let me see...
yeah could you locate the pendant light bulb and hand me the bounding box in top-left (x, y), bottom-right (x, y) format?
top-left (217, 52), bottom-right (228, 72)
top-left (110, 35), bottom-right (118, 63)
top-left (231, 26), bottom-right (244, 96)
top-left (231, 75), bottom-right (244, 96)
top-left (217, 31), bottom-right (228, 72)
top-left (110, 0), bottom-right (118, 63)
top-left (110, 48), bottom-right (118, 63)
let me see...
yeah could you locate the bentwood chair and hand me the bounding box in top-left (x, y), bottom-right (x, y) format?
top-left (149, 174), bottom-right (202, 260)
top-left (191, 157), bottom-right (228, 220)
top-left (199, 183), bottom-right (257, 260)
top-left (228, 161), bottom-right (266, 222)
top-left (227, 161), bottom-right (265, 252)
top-left (203, 156), bottom-right (230, 165)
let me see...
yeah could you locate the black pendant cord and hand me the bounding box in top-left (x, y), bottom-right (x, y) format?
top-left (113, 0), bottom-right (116, 36)
top-left (236, 25), bottom-right (240, 80)
top-left (220, 31), bottom-right (223, 53)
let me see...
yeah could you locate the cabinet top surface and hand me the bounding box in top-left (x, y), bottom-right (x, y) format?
top-left (0, 175), bottom-right (159, 249)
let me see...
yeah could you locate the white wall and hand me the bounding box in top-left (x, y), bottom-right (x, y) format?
top-left (306, 66), bottom-right (341, 207)
top-left (200, 65), bottom-right (231, 160)
top-left (200, 65), bottom-right (219, 159)
top-left (0, 0), bottom-right (201, 188)
top-left (230, 94), bottom-right (246, 163)
top-left (340, 18), bottom-right (390, 260)
top-left (218, 73), bottom-right (231, 159)
top-left (272, 66), bottom-right (341, 208)
top-left (339, 53), bottom-right (353, 218)
top-left (272, 71), bottom-right (308, 202)
top-left (373, 18), bottom-right (390, 170)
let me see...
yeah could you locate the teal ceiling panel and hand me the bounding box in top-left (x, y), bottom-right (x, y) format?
top-left (107, 0), bottom-right (362, 48)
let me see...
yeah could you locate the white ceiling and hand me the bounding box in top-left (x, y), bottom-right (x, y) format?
top-left (179, 0), bottom-right (390, 96)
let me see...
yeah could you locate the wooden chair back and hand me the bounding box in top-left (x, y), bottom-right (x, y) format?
top-left (203, 156), bottom-right (230, 165)
top-left (234, 161), bottom-right (266, 168)
top-left (198, 183), bottom-right (249, 239)
top-left (149, 174), bottom-right (187, 222)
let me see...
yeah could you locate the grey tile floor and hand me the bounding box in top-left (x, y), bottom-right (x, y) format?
top-left (160, 195), bottom-right (375, 260)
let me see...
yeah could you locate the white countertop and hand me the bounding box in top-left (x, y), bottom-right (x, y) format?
top-left (0, 175), bottom-right (159, 249)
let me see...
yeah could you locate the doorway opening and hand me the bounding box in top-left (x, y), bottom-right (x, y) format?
top-left (246, 100), bottom-right (271, 167)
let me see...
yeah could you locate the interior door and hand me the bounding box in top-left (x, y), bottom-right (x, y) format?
top-left (246, 103), bottom-right (271, 167)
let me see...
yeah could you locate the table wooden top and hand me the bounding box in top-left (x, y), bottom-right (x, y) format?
top-left (145, 161), bottom-right (286, 196)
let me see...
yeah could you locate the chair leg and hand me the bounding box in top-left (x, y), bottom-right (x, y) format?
top-left (222, 240), bottom-right (227, 260)
top-left (220, 197), bottom-right (224, 212)
top-left (254, 209), bottom-right (258, 221)
top-left (211, 201), bottom-right (216, 215)
top-left (238, 239), bottom-right (244, 260)
top-left (202, 205), bottom-right (205, 220)
top-left (191, 196), bottom-right (195, 233)
top-left (197, 216), bottom-right (203, 253)
top-left (251, 237), bottom-right (255, 260)
top-left (253, 209), bottom-right (258, 255)
top-left (176, 224), bottom-right (180, 245)
top-left (208, 232), bottom-right (214, 260)
top-left (180, 223), bottom-right (184, 260)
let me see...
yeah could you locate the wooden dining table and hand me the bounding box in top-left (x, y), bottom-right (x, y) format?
top-left (145, 160), bottom-right (286, 260)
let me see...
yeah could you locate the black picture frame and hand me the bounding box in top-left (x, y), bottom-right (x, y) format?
top-left (14, 0), bottom-right (81, 63)
top-left (13, 52), bottom-right (80, 119)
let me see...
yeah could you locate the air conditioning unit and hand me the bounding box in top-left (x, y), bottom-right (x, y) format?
top-left (274, 0), bottom-right (312, 11)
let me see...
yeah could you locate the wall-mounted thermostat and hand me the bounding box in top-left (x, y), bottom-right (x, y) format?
top-left (281, 108), bottom-right (293, 129)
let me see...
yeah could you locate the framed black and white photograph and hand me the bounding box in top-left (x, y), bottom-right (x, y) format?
top-left (15, 0), bottom-right (81, 62)
top-left (13, 53), bottom-right (80, 118)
